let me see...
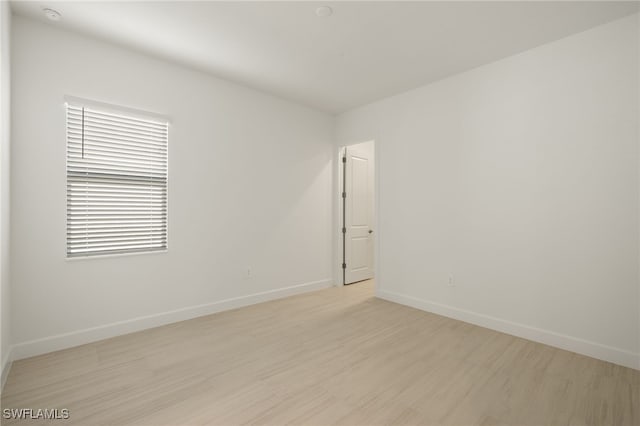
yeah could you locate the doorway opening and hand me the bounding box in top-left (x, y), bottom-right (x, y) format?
top-left (339, 140), bottom-right (375, 285)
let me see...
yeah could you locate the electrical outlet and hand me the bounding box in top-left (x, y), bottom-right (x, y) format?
top-left (448, 275), bottom-right (455, 287)
top-left (245, 267), bottom-right (252, 279)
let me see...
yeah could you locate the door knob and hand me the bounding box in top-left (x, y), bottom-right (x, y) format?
top-left (368, 229), bottom-right (373, 234)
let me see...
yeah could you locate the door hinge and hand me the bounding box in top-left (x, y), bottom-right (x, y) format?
top-left (342, 191), bottom-right (346, 198)
top-left (342, 227), bottom-right (346, 234)
top-left (342, 156), bottom-right (346, 163)
top-left (342, 263), bottom-right (346, 269)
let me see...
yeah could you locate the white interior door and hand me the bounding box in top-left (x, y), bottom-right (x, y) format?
top-left (344, 147), bottom-right (374, 284)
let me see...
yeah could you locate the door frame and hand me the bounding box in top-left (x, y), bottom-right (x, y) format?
top-left (334, 140), bottom-right (380, 290)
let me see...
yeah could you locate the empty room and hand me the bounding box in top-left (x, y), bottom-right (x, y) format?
top-left (0, 1), bottom-right (639, 425)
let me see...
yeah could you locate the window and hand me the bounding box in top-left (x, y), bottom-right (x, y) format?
top-left (66, 98), bottom-right (168, 257)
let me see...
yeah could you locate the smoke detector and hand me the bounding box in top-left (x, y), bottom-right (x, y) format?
top-left (315, 6), bottom-right (333, 17)
top-left (43, 8), bottom-right (62, 21)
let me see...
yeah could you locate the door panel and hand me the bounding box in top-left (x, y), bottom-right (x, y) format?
top-left (352, 157), bottom-right (369, 226)
top-left (350, 237), bottom-right (369, 271)
top-left (344, 147), bottom-right (374, 284)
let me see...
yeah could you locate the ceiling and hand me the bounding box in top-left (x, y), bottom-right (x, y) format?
top-left (10, 1), bottom-right (640, 114)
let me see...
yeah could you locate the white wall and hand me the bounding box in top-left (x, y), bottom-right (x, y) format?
top-left (337, 15), bottom-right (640, 369)
top-left (10, 16), bottom-right (334, 358)
top-left (0, 0), bottom-right (12, 386)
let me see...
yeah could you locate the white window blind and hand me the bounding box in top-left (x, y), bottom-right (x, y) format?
top-left (66, 100), bottom-right (168, 258)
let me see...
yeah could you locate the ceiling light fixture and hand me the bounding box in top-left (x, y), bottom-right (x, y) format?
top-left (315, 6), bottom-right (333, 17)
top-left (43, 8), bottom-right (62, 21)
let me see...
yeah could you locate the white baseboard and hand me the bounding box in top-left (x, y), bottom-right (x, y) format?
top-left (1, 346), bottom-right (13, 392)
top-left (12, 279), bottom-right (333, 361)
top-left (377, 290), bottom-right (640, 370)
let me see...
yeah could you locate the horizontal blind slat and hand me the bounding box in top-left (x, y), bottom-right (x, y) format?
top-left (68, 248), bottom-right (166, 258)
top-left (67, 186), bottom-right (167, 194)
top-left (67, 146), bottom-right (167, 160)
top-left (68, 128), bottom-right (167, 147)
top-left (67, 106), bottom-right (167, 128)
top-left (68, 245), bottom-right (166, 255)
top-left (68, 122), bottom-right (167, 141)
top-left (68, 222), bottom-right (166, 228)
top-left (68, 240), bottom-right (166, 249)
top-left (68, 134), bottom-right (168, 153)
top-left (67, 145), bottom-right (167, 161)
top-left (67, 116), bottom-right (168, 137)
top-left (67, 162), bottom-right (168, 175)
top-left (67, 230), bottom-right (167, 237)
top-left (68, 174), bottom-right (167, 184)
top-left (68, 235), bottom-right (167, 245)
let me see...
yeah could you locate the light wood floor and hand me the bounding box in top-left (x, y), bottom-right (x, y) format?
top-left (2, 280), bottom-right (638, 426)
